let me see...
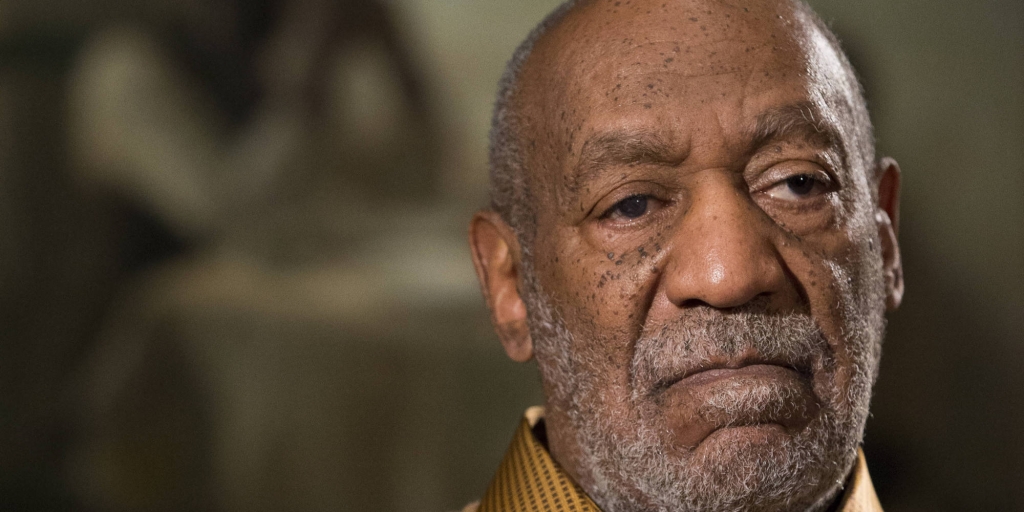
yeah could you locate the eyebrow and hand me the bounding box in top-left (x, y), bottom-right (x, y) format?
top-left (567, 101), bottom-right (846, 205)
top-left (571, 129), bottom-right (683, 194)
top-left (748, 101), bottom-right (845, 156)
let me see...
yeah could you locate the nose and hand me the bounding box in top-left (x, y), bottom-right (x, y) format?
top-left (661, 178), bottom-right (789, 310)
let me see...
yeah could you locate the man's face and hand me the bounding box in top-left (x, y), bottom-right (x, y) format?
top-left (471, 0), bottom-right (902, 510)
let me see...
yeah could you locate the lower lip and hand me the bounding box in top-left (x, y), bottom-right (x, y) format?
top-left (673, 364), bottom-right (803, 389)
top-left (657, 364), bottom-right (817, 447)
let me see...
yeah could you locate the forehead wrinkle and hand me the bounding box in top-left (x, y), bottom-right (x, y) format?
top-left (609, 37), bottom-right (747, 52)
top-left (593, 37), bottom-right (785, 81)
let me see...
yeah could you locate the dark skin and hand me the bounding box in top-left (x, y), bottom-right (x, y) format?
top-left (470, 0), bottom-right (903, 499)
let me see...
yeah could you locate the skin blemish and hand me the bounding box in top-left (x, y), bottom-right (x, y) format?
top-left (607, 252), bottom-right (615, 260)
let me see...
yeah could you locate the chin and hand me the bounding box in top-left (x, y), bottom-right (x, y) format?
top-left (581, 412), bottom-right (854, 512)
top-left (688, 423), bottom-right (851, 512)
top-left (696, 423), bottom-right (793, 453)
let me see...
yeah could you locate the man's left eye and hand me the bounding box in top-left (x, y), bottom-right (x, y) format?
top-left (765, 174), bottom-right (829, 201)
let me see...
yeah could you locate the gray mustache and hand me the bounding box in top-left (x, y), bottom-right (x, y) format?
top-left (629, 306), bottom-right (829, 396)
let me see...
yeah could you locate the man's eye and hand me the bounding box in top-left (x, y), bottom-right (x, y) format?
top-left (786, 175), bottom-right (815, 195)
top-left (606, 194), bottom-right (650, 220)
top-left (765, 174), bottom-right (829, 201)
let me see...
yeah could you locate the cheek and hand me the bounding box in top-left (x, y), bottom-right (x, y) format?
top-left (541, 230), bottom-right (670, 368)
top-left (782, 193), bottom-right (878, 316)
top-left (586, 232), bottom-right (671, 332)
top-left (787, 239), bottom-right (850, 332)
top-left (785, 226), bottom-right (883, 395)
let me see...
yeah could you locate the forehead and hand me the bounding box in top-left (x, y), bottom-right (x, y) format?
top-left (515, 0), bottom-right (859, 192)
top-left (555, 0), bottom-right (805, 73)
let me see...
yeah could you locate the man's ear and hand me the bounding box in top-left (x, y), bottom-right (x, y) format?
top-left (875, 157), bottom-right (904, 311)
top-left (469, 211), bottom-right (533, 362)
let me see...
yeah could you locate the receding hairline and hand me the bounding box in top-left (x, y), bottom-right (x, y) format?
top-left (487, 0), bottom-right (581, 245)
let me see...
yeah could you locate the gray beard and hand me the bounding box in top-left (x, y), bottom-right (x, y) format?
top-left (521, 258), bottom-right (885, 512)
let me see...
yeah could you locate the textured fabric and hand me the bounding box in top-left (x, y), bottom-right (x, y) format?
top-left (466, 407), bottom-right (883, 512)
top-left (837, 449), bottom-right (884, 512)
top-left (473, 407), bottom-right (599, 512)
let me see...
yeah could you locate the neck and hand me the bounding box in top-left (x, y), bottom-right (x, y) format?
top-left (541, 402), bottom-right (597, 494)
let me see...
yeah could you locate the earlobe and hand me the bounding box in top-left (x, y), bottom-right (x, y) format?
top-left (875, 157), bottom-right (904, 311)
top-left (469, 211), bottom-right (534, 362)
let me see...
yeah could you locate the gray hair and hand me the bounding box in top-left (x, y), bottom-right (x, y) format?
top-left (488, 0), bottom-right (580, 252)
top-left (487, 0), bottom-right (875, 251)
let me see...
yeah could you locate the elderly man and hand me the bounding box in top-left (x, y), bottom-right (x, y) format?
top-left (467, 0), bottom-right (903, 510)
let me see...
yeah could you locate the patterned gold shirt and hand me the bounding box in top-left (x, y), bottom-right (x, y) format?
top-left (465, 407), bottom-right (883, 512)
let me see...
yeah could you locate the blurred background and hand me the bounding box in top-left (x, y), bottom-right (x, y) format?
top-left (0, 0), bottom-right (1020, 510)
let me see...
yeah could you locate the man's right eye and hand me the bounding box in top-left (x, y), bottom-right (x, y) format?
top-left (605, 195), bottom-right (650, 220)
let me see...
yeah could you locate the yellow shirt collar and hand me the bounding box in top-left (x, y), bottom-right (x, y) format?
top-left (471, 406), bottom-right (883, 512)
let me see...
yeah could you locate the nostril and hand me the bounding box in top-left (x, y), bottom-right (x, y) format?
top-left (679, 298), bottom-right (710, 309)
top-left (677, 293), bottom-right (774, 312)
